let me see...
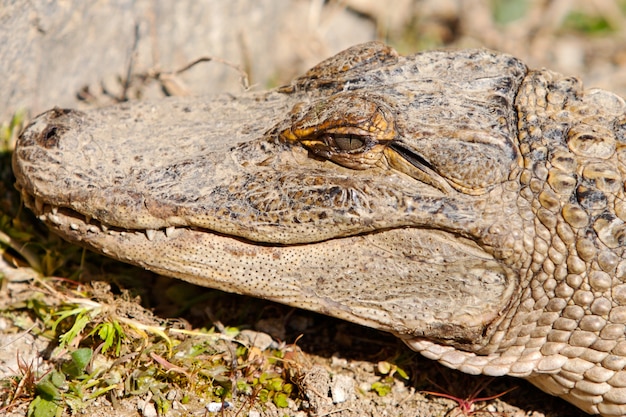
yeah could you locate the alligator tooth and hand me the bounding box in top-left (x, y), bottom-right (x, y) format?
top-left (165, 226), bottom-right (175, 237)
top-left (100, 224), bottom-right (108, 232)
top-left (51, 206), bottom-right (58, 215)
top-left (35, 197), bottom-right (44, 213)
top-left (48, 214), bottom-right (61, 225)
top-left (70, 223), bottom-right (79, 230)
top-left (146, 229), bottom-right (157, 241)
top-left (88, 226), bottom-right (99, 233)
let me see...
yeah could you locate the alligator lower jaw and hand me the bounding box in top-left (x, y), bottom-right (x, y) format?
top-left (20, 189), bottom-right (517, 352)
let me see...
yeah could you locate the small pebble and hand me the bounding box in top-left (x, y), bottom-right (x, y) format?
top-left (331, 374), bottom-right (355, 403)
top-left (141, 402), bottom-right (157, 417)
top-left (166, 390), bottom-right (178, 400)
top-left (206, 401), bottom-right (232, 413)
top-left (239, 329), bottom-right (274, 350)
top-left (330, 356), bottom-right (348, 368)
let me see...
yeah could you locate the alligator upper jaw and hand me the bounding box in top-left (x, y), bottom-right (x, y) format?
top-left (12, 95), bottom-right (492, 246)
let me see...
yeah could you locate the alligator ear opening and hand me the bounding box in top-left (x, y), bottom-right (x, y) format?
top-left (385, 142), bottom-right (454, 194)
top-left (395, 129), bottom-right (520, 196)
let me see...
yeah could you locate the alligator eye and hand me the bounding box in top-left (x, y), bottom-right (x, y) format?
top-left (278, 92), bottom-right (397, 169)
top-left (333, 134), bottom-right (365, 151)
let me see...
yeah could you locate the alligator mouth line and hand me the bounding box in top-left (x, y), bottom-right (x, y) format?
top-left (23, 190), bottom-right (253, 245)
top-left (20, 186), bottom-right (490, 254)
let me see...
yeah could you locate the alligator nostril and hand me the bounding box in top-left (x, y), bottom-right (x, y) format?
top-left (48, 108), bottom-right (73, 119)
top-left (37, 125), bottom-right (65, 148)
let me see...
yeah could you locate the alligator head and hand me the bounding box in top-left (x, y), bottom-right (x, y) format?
top-left (13, 42), bottom-right (626, 415)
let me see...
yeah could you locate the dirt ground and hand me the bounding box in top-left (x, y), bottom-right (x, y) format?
top-left (2, 1), bottom-right (626, 416)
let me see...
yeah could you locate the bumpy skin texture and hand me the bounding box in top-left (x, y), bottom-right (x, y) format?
top-left (12, 42), bottom-right (626, 415)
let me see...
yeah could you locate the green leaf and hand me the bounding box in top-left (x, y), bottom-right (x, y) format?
top-left (268, 378), bottom-right (283, 392)
top-left (92, 321), bottom-right (124, 355)
top-left (371, 381), bottom-right (392, 397)
top-left (259, 372), bottom-right (279, 384)
top-left (61, 348), bottom-right (92, 378)
top-left (273, 392), bottom-right (289, 408)
top-left (236, 379), bottom-right (251, 393)
top-left (52, 305), bottom-right (95, 348)
top-left (73, 348), bottom-right (92, 371)
top-left (222, 326), bottom-right (240, 338)
top-left (112, 320), bottom-right (124, 354)
top-left (95, 322), bottom-right (114, 353)
top-left (258, 388), bottom-right (269, 403)
top-left (35, 379), bottom-right (62, 400)
top-left (235, 345), bottom-right (248, 358)
top-left (49, 370), bottom-right (66, 388)
top-left (394, 366), bottom-right (409, 380)
top-left (214, 385), bottom-right (226, 397)
top-left (27, 395), bottom-right (62, 417)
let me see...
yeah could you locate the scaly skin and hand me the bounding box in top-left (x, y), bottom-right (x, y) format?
top-left (12, 42), bottom-right (626, 415)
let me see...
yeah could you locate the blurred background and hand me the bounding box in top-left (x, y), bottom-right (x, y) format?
top-left (2, 0), bottom-right (626, 121)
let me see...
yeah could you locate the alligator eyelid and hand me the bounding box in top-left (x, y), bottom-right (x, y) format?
top-left (387, 141), bottom-right (453, 194)
top-left (388, 142), bottom-right (436, 173)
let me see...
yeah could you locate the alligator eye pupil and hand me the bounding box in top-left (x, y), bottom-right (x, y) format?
top-left (334, 135), bottom-right (365, 151)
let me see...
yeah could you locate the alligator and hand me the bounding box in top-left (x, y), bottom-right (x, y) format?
top-left (12, 42), bottom-right (626, 416)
